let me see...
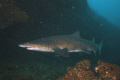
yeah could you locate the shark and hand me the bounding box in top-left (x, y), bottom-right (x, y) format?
top-left (18, 31), bottom-right (104, 57)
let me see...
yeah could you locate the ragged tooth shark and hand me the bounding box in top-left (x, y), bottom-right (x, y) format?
top-left (18, 31), bottom-right (104, 57)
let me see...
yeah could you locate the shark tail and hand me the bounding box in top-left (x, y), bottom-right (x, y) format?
top-left (98, 38), bottom-right (109, 55)
top-left (98, 40), bottom-right (104, 55)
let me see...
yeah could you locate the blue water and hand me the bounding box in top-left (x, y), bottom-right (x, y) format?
top-left (87, 0), bottom-right (120, 27)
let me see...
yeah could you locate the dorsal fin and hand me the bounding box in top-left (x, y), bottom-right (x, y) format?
top-left (71, 31), bottom-right (81, 38)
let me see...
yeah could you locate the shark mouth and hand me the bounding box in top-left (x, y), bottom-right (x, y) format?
top-left (19, 45), bottom-right (33, 50)
top-left (26, 47), bottom-right (35, 50)
top-left (18, 45), bottom-right (39, 50)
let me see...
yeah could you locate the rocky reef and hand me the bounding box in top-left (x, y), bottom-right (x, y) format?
top-left (1, 59), bottom-right (120, 80)
top-left (0, 0), bottom-right (28, 29)
top-left (56, 60), bottom-right (120, 80)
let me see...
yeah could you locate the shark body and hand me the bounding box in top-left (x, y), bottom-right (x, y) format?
top-left (19, 31), bottom-right (103, 57)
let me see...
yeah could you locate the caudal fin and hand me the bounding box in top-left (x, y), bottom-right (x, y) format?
top-left (99, 40), bottom-right (104, 55)
top-left (98, 38), bottom-right (108, 55)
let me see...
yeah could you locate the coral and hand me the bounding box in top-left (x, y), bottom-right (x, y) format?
top-left (56, 60), bottom-right (120, 80)
top-left (0, 0), bottom-right (28, 29)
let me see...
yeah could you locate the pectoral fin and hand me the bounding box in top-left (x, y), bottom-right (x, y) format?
top-left (83, 50), bottom-right (91, 55)
top-left (79, 52), bottom-right (85, 56)
top-left (54, 48), bottom-right (70, 57)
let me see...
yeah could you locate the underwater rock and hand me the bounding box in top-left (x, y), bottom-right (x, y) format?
top-left (0, 0), bottom-right (28, 29)
top-left (56, 60), bottom-right (98, 80)
top-left (95, 60), bottom-right (120, 80)
top-left (56, 60), bottom-right (120, 80)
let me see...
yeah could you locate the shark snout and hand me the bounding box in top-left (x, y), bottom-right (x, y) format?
top-left (18, 45), bottom-right (26, 47)
top-left (18, 44), bottom-right (40, 51)
top-left (18, 44), bottom-right (31, 48)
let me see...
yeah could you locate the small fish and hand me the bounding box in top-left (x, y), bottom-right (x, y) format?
top-left (19, 31), bottom-right (104, 57)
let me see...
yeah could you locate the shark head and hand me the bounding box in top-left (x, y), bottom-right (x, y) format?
top-left (18, 42), bottom-right (52, 52)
